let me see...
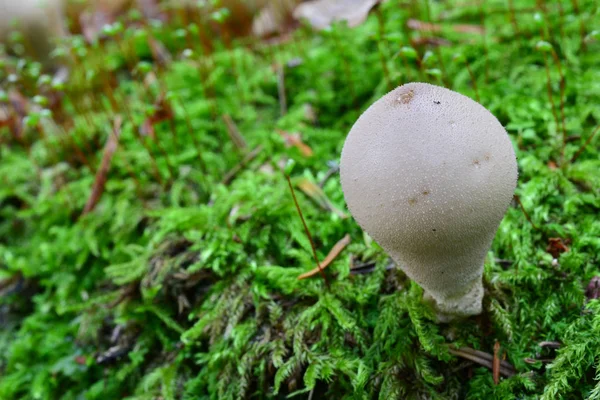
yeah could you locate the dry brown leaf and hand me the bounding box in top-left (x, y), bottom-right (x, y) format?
top-left (407, 19), bottom-right (485, 35)
top-left (223, 114), bottom-right (249, 151)
top-left (278, 130), bottom-right (313, 157)
top-left (293, 0), bottom-right (381, 30)
top-left (493, 341), bottom-right (501, 385)
top-left (295, 177), bottom-right (347, 218)
top-left (298, 234), bottom-right (351, 279)
top-left (81, 116), bottom-right (122, 216)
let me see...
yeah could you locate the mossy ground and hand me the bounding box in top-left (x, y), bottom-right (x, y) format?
top-left (1, 1), bottom-right (599, 399)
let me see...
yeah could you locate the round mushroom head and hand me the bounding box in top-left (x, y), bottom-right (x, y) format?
top-left (340, 82), bottom-right (518, 317)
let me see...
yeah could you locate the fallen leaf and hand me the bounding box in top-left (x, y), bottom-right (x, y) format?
top-left (252, 0), bottom-right (300, 37)
top-left (295, 177), bottom-right (347, 218)
top-left (298, 234), bottom-right (351, 279)
top-left (407, 19), bottom-right (485, 35)
top-left (293, 0), bottom-right (381, 30)
top-left (448, 346), bottom-right (516, 377)
top-left (223, 114), bottom-right (248, 151)
top-left (278, 130), bottom-right (313, 157)
top-left (82, 116), bottom-right (122, 216)
top-left (493, 341), bottom-right (501, 385)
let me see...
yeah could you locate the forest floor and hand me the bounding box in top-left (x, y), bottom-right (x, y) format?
top-left (1, 0), bottom-right (599, 399)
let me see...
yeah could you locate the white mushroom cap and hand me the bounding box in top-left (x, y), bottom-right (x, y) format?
top-left (340, 82), bottom-right (518, 320)
top-left (0, 0), bottom-right (66, 68)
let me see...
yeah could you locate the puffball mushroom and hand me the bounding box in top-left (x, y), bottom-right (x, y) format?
top-left (340, 82), bottom-right (518, 321)
top-left (0, 0), bottom-right (67, 69)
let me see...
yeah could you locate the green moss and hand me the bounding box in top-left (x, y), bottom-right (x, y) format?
top-left (1, 0), bottom-right (599, 399)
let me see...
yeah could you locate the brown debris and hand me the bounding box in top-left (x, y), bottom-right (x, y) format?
top-left (222, 145), bottom-right (264, 185)
top-left (81, 116), bottom-right (123, 216)
top-left (222, 114), bottom-right (249, 151)
top-left (278, 130), bottom-right (313, 157)
top-left (139, 94), bottom-right (175, 139)
top-left (293, 0), bottom-right (381, 30)
top-left (586, 276), bottom-right (600, 300)
top-left (493, 341), bottom-right (501, 384)
top-left (546, 237), bottom-right (569, 258)
top-left (295, 177), bottom-right (347, 218)
top-left (407, 19), bottom-right (485, 35)
top-left (448, 346), bottom-right (516, 377)
top-left (298, 234), bottom-right (351, 280)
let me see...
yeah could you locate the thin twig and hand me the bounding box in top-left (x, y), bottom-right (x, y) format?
top-left (513, 194), bottom-right (539, 230)
top-left (298, 234), bottom-right (351, 280)
top-left (493, 341), bottom-right (501, 384)
top-left (222, 114), bottom-right (248, 152)
top-left (286, 174), bottom-right (329, 287)
top-left (448, 346), bottom-right (516, 377)
top-left (570, 125), bottom-right (600, 163)
top-left (221, 145), bottom-right (263, 185)
top-left (276, 64), bottom-right (287, 116)
top-left (81, 116), bottom-right (123, 216)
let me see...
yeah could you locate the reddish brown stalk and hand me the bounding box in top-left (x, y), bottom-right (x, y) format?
top-left (541, 52), bottom-right (562, 162)
top-left (298, 234), bottom-right (351, 280)
top-left (493, 341), bottom-right (501, 384)
top-left (507, 0), bottom-right (520, 35)
top-left (549, 49), bottom-right (567, 161)
top-left (276, 64), bottom-right (288, 116)
top-left (464, 59), bottom-right (480, 103)
top-left (375, 8), bottom-right (392, 90)
top-left (331, 31), bottom-right (356, 107)
top-left (221, 145), bottom-right (263, 185)
top-left (101, 78), bottom-right (166, 186)
top-left (81, 116), bottom-right (123, 216)
top-left (571, 125), bottom-right (600, 163)
top-left (399, 54), bottom-right (413, 83)
top-left (177, 99), bottom-right (207, 175)
top-left (286, 174), bottom-right (329, 288)
top-left (514, 194), bottom-right (539, 230)
top-left (478, 0), bottom-right (489, 83)
top-left (570, 0), bottom-right (586, 50)
top-left (56, 124), bottom-right (95, 174)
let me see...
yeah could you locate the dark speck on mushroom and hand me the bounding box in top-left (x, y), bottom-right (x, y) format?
top-left (434, 101), bottom-right (441, 105)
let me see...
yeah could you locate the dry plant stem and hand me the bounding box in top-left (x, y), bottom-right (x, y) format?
top-left (448, 347), bottom-right (516, 377)
top-left (332, 31), bottom-right (356, 106)
top-left (399, 54), bottom-right (413, 83)
top-left (570, 0), bottom-right (586, 50)
top-left (221, 145), bottom-right (263, 185)
top-left (56, 124), bottom-right (95, 174)
top-left (103, 79), bottom-right (165, 185)
top-left (514, 194), bottom-right (539, 230)
top-left (493, 341), bottom-right (501, 384)
top-left (285, 174), bottom-right (329, 288)
top-left (541, 52), bottom-right (563, 162)
top-left (464, 59), bottom-right (480, 103)
top-left (276, 64), bottom-right (288, 116)
top-left (375, 8), bottom-right (392, 90)
top-left (571, 125), bottom-right (600, 163)
top-left (222, 114), bottom-right (248, 152)
top-left (81, 117), bottom-right (123, 216)
top-left (177, 99), bottom-right (207, 175)
top-left (478, 0), bottom-right (489, 83)
top-left (297, 234), bottom-right (351, 280)
top-left (507, 0), bottom-right (519, 35)
top-left (550, 49), bottom-right (567, 159)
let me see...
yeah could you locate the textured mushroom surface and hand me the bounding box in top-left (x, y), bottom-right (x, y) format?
top-left (340, 82), bottom-right (518, 320)
top-left (0, 0), bottom-right (66, 68)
